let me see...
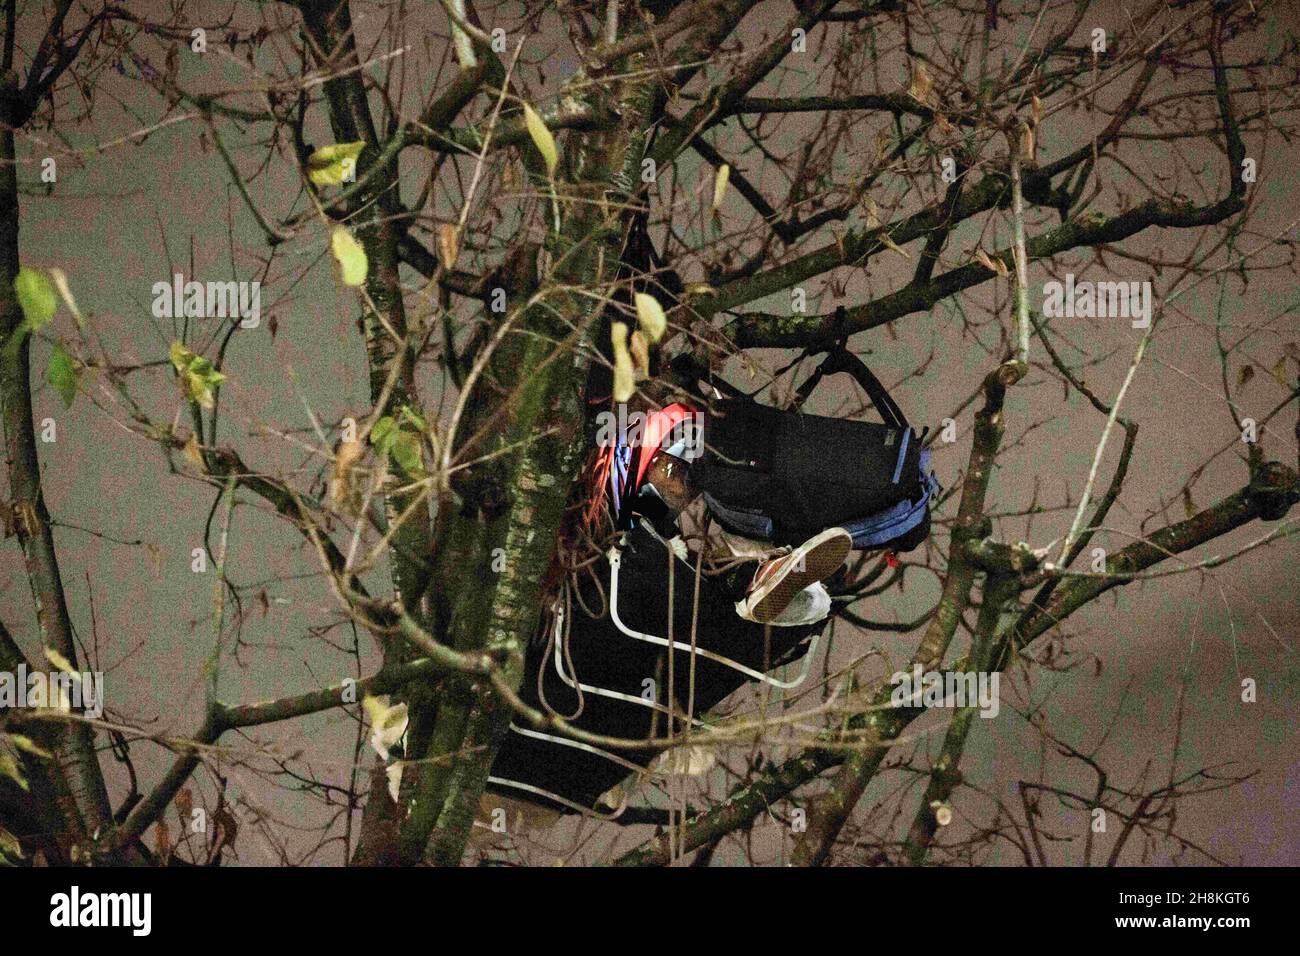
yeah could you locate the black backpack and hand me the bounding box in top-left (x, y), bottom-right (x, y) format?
top-left (692, 350), bottom-right (938, 552)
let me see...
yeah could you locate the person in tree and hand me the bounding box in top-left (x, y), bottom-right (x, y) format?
top-left (590, 349), bottom-right (937, 626)
top-left (591, 403), bottom-right (849, 626)
top-left (639, 439), bottom-right (853, 626)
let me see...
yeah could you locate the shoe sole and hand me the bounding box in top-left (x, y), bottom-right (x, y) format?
top-left (750, 530), bottom-right (851, 624)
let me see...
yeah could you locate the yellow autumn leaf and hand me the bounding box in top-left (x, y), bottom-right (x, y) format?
top-left (874, 129), bottom-right (891, 163)
top-left (43, 647), bottom-right (76, 676)
top-left (522, 103), bottom-right (558, 177)
top-left (330, 438), bottom-right (364, 517)
top-left (908, 61), bottom-right (932, 104)
top-left (863, 196), bottom-right (881, 229)
top-left (974, 248), bottom-right (1008, 277)
top-left (48, 268), bottom-right (83, 327)
top-left (7, 734), bottom-right (51, 759)
top-left (437, 223), bottom-right (459, 270)
top-left (0, 823), bottom-right (24, 860)
top-left (331, 227), bottom-right (368, 287)
top-left (306, 141), bottom-right (365, 186)
top-left (629, 328), bottom-right (650, 378)
top-left (42, 648), bottom-right (83, 708)
top-left (386, 761), bottom-right (405, 802)
top-left (182, 433), bottom-right (207, 474)
top-left (168, 341), bottom-right (226, 409)
top-left (711, 163), bottom-right (730, 213)
top-left (932, 801), bottom-right (953, 827)
top-left (155, 817), bottom-right (172, 860)
top-left (633, 292), bottom-right (667, 343)
top-left (879, 232), bottom-right (911, 259)
top-left (362, 694), bottom-right (408, 761)
top-left (1019, 123), bottom-right (1035, 162)
top-left (169, 340), bottom-right (189, 374)
top-left (610, 321), bottom-right (635, 402)
top-left (652, 743), bottom-right (716, 776)
top-left (0, 751), bottom-right (27, 793)
top-left (596, 782), bottom-right (626, 810)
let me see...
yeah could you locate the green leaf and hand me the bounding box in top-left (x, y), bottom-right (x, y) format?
top-left (15, 267), bottom-right (56, 332)
top-left (522, 103), bottom-right (558, 177)
top-left (168, 341), bottom-right (226, 410)
top-left (306, 141), bottom-right (366, 186)
top-left (397, 404), bottom-right (428, 432)
top-left (389, 431), bottom-right (424, 476)
top-left (331, 227), bottom-right (368, 287)
top-left (0, 823), bottom-right (22, 863)
top-left (6, 267), bottom-right (59, 357)
top-left (369, 415), bottom-right (398, 457)
top-left (369, 413), bottom-right (424, 476)
top-left (7, 734), bottom-right (51, 759)
top-left (0, 749), bottom-right (26, 792)
top-left (46, 343), bottom-right (78, 407)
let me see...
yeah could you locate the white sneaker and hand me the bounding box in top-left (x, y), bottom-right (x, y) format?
top-left (737, 527), bottom-right (851, 624)
top-left (762, 581), bottom-right (832, 627)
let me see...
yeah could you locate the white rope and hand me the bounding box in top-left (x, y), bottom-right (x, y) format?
top-left (485, 775), bottom-right (627, 819)
top-left (608, 544), bottom-right (819, 690)
top-left (551, 596), bottom-right (712, 728)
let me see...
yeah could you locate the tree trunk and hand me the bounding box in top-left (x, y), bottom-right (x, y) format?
top-left (0, 68), bottom-right (112, 858)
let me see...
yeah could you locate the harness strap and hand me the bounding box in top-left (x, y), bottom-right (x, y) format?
top-left (816, 347), bottom-right (909, 432)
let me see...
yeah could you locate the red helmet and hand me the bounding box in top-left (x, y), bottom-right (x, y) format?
top-left (596, 403), bottom-right (699, 528)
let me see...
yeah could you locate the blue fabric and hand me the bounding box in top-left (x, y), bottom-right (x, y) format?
top-left (891, 427), bottom-right (911, 484)
top-left (699, 442), bottom-right (938, 551)
top-left (843, 449), bottom-right (938, 549)
top-left (609, 442), bottom-right (632, 517)
top-left (702, 492), bottom-right (775, 539)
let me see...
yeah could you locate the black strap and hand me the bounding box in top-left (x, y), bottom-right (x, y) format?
top-left (675, 306), bottom-right (909, 430)
top-left (785, 309), bottom-right (910, 431)
top-left (817, 347), bottom-right (909, 431)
